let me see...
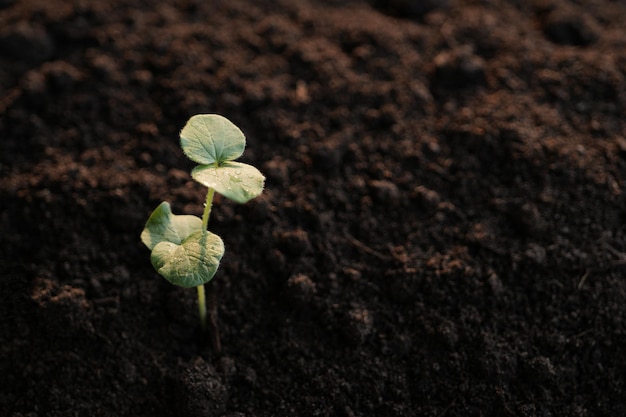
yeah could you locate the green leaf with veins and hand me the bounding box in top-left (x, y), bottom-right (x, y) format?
top-left (141, 202), bottom-right (224, 287)
top-left (180, 114), bottom-right (245, 165)
top-left (150, 230), bottom-right (224, 287)
top-left (140, 202), bottom-right (203, 250)
top-left (180, 114), bottom-right (266, 204)
top-left (192, 161), bottom-right (265, 204)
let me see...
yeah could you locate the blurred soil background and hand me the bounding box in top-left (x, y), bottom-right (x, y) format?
top-left (1, 0), bottom-right (626, 416)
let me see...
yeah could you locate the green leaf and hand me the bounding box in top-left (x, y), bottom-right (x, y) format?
top-left (180, 114), bottom-right (245, 165)
top-left (141, 202), bottom-right (225, 287)
top-left (150, 230), bottom-right (224, 287)
top-left (191, 161), bottom-right (266, 204)
top-left (140, 202), bottom-right (203, 250)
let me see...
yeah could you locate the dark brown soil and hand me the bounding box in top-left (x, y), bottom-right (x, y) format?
top-left (2, 0), bottom-right (626, 416)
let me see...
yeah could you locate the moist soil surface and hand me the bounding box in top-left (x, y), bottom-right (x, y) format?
top-left (1, 0), bottom-right (626, 416)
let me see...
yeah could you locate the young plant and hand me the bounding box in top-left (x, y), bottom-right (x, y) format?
top-left (141, 114), bottom-right (265, 351)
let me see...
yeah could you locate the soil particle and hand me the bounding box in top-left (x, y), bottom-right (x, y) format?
top-left (523, 242), bottom-right (548, 265)
top-left (262, 157), bottom-right (290, 186)
top-left (311, 141), bottom-right (345, 173)
top-left (412, 184), bottom-right (441, 210)
top-left (0, 22), bottom-right (54, 62)
top-left (541, 6), bottom-right (601, 46)
top-left (432, 46), bottom-right (487, 89)
top-left (285, 273), bottom-right (317, 305)
top-left (340, 305), bottom-right (374, 346)
top-left (30, 61), bottom-right (83, 93)
top-left (177, 357), bottom-right (228, 417)
top-left (523, 356), bottom-right (557, 385)
top-left (275, 229), bottom-right (312, 257)
top-left (507, 201), bottom-right (549, 239)
top-left (30, 277), bottom-right (91, 328)
top-left (217, 356), bottom-right (237, 380)
top-left (265, 248), bottom-right (287, 275)
top-left (369, 179), bottom-right (401, 205)
top-left (435, 319), bottom-right (459, 349)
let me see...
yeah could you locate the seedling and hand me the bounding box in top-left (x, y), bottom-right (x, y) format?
top-left (141, 114), bottom-right (265, 351)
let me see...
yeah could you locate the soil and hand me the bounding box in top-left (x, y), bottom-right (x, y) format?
top-left (1, 0), bottom-right (626, 416)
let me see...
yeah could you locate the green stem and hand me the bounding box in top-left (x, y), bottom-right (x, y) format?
top-left (196, 187), bottom-right (215, 330)
top-left (197, 187), bottom-right (221, 352)
top-left (201, 187), bottom-right (216, 230)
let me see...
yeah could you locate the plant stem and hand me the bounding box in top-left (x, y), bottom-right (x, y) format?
top-left (196, 284), bottom-right (207, 330)
top-left (196, 187), bottom-right (215, 330)
top-left (201, 187), bottom-right (216, 230)
top-left (197, 186), bottom-right (221, 352)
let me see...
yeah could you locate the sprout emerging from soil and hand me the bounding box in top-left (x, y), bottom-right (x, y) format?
top-left (141, 114), bottom-right (265, 351)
